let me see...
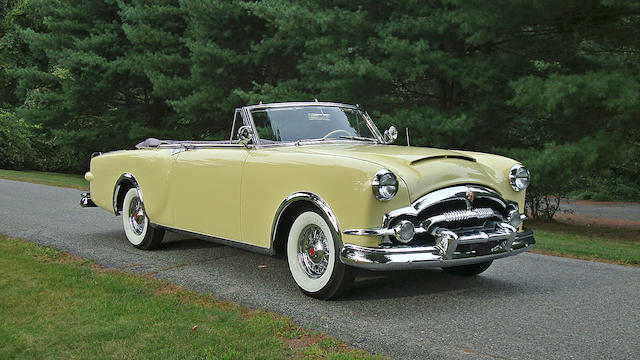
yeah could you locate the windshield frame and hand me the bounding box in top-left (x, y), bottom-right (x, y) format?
top-left (243, 102), bottom-right (384, 146)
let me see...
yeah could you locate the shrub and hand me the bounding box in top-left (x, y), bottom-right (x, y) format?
top-left (506, 133), bottom-right (638, 220)
top-left (0, 111), bottom-right (36, 169)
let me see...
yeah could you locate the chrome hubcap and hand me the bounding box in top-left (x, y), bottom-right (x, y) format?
top-left (297, 224), bottom-right (329, 278)
top-left (128, 197), bottom-right (145, 235)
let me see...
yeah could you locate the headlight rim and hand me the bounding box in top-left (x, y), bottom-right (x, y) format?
top-left (372, 169), bottom-right (398, 201)
top-left (509, 164), bottom-right (530, 192)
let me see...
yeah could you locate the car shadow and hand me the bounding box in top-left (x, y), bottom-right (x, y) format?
top-left (342, 269), bottom-right (536, 301)
top-left (161, 237), bottom-right (222, 250)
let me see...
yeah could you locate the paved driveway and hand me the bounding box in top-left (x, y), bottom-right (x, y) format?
top-left (1, 179), bottom-right (638, 359)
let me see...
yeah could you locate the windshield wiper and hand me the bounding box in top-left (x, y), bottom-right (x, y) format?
top-left (338, 135), bottom-right (378, 143)
top-left (295, 138), bottom-right (326, 146)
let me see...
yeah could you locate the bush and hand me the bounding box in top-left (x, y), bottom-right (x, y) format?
top-left (507, 138), bottom-right (600, 220)
top-left (0, 111), bottom-right (37, 169)
top-left (506, 133), bottom-right (639, 220)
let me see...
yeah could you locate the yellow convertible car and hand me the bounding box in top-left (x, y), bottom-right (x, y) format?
top-left (80, 101), bottom-right (534, 299)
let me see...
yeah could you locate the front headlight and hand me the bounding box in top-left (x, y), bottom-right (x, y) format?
top-left (509, 164), bottom-right (530, 191)
top-left (372, 169), bottom-right (398, 200)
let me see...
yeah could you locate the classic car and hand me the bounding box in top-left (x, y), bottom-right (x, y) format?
top-left (80, 101), bottom-right (534, 299)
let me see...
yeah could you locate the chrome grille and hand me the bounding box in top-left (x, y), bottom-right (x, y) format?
top-left (384, 185), bottom-right (513, 246)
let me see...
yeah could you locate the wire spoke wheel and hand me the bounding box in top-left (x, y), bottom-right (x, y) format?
top-left (121, 187), bottom-right (165, 250)
top-left (286, 207), bottom-right (355, 299)
top-left (127, 197), bottom-right (146, 235)
top-left (297, 224), bottom-right (330, 278)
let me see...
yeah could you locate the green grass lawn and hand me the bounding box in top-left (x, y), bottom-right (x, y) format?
top-left (0, 235), bottom-right (380, 360)
top-left (0, 169), bottom-right (88, 190)
top-left (528, 221), bottom-right (640, 266)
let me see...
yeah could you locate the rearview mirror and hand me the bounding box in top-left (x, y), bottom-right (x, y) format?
top-left (383, 126), bottom-right (398, 144)
top-left (237, 125), bottom-right (253, 147)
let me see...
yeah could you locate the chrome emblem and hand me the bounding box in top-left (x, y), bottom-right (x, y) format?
top-left (466, 190), bottom-right (475, 202)
top-left (465, 190), bottom-right (475, 210)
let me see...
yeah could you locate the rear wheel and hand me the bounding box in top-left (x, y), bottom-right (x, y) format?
top-left (286, 207), bottom-right (355, 299)
top-left (442, 260), bottom-right (493, 276)
top-left (122, 188), bottom-right (165, 250)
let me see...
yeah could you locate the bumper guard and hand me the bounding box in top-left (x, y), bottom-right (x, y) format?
top-left (80, 192), bottom-right (97, 207)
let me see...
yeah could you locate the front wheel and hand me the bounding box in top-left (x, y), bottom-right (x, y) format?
top-left (442, 260), bottom-right (493, 276)
top-left (122, 187), bottom-right (165, 250)
top-left (286, 207), bottom-right (355, 300)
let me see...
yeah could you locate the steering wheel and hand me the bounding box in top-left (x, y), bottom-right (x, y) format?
top-left (322, 129), bottom-right (352, 139)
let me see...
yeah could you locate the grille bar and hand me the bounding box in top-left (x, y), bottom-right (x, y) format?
top-left (442, 208), bottom-right (494, 222)
top-left (420, 207), bottom-right (502, 234)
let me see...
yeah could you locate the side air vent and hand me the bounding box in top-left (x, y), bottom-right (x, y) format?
top-left (410, 155), bottom-right (476, 165)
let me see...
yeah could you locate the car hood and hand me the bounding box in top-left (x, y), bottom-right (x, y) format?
top-left (293, 143), bottom-right (518, 202)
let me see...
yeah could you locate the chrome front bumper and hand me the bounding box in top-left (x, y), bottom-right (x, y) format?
top-left (340, 228), bottom-right (534, 271)
top-left (80, 192), bottom-right (97, 207)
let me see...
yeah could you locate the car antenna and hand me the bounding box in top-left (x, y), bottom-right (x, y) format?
top-left (406, 127), bottom-right (410, 147)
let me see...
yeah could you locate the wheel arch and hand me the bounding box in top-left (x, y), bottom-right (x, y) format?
top-left (113, 173), bottom-right (143, 215)
top-left (270, 192), bottom-right (343, 255)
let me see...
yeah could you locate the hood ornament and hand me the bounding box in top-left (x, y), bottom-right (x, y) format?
top-left (465, 189), bottom-right (475, 210)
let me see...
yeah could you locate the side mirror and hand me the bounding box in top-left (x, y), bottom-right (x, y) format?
top-left (237, 125), bottom-right (254, 147)
top-left (383, 126), bottom-right (398, 144)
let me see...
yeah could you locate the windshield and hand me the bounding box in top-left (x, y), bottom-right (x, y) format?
top-left (250, 106), bottom-right (379, 144)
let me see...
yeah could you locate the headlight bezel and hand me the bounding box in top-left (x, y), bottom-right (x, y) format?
top-left (372, 169), bottom-right (399, 201)
top-left (509, 164), bottom-right (530, 192)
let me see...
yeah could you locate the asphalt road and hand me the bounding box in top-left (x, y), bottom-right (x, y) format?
top-left (1, 179), bottom-right (639, 360)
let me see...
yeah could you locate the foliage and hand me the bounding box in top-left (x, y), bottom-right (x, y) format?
top-left (1, 0), bottom-right (638, 208)
top-left (507, 133), bottom-right (635, 219)
top-left (0, 111), bottom-right (33, 168)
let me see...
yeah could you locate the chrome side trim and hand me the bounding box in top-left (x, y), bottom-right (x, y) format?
top-left (270, 192), bottom-right (343, 252)
top-left (113, 173), bottom-right (143, 215)
top-left (155, 143), bottom-right (245, 149)
top-left (80, 192), bottom-right (97, 207)
top-left (340, 229), bottom-right (535, 271)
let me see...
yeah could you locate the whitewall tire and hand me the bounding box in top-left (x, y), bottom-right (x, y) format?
top-left (122, 188), bottom-right (165, 250)
top-left (286, 207), bottom-right (355, 299)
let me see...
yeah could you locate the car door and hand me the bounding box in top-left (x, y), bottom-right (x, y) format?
top-left (169, 110), bottom-right (250, 241)
top-left (170, 147), bottom-right (250, 241)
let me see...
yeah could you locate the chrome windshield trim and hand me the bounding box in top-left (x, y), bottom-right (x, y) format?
top-left (244, 101), bottom-right (359, 111)
top-left (242, 102), bottom-right (385, 146)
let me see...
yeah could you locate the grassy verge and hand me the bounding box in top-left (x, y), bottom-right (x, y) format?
top-left (0, 169), bottom-right (88, 190)
top-left (527, 221), bottom-right (640, 266)
top-left (0, 235), bottom-right (380, 360)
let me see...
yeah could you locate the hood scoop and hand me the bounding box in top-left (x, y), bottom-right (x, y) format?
top-left (410, 154), bottom-right (476, 165)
